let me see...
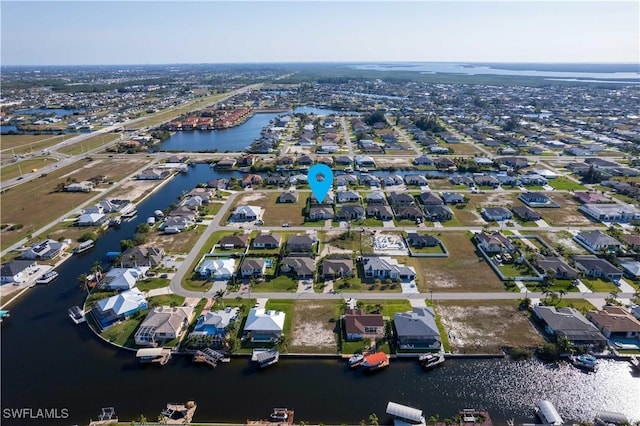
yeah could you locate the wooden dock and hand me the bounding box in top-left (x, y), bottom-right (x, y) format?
top-left (193, 348), bottom-right (229, 367)
top-left (160, 401), bottom-right (197, 425)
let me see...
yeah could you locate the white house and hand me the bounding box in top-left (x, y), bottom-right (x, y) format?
top-left (243, 308), bottom-right (285, 342)
top-left (198, 258), bottom-right (236, 280)
top-left (0, 260), bottom-right (38, 284)
top-left (134, 306), bottom-right (195, 347)
top-left (231, 205), bottom-right (261, 222)
top-left (100, 267), bottom-right (146, 290)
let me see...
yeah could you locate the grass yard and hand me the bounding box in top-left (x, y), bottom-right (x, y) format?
top-left (547, 177), bottom-right (586, 191)
top-left (405, 232), bottom-right (504, 292)
top-left (355, 299), bottom-right (412, 318)
top-left (228, 191), bottom-right (307, 226)
top-left (541, 196), bottom-right (597, 226)
top-left (136, 278), bottom-right (170, 292)
top-left (581, 278), bottom-right (618, 292)
top-left (253, 274), bottom-right (298, 292)
top-left (147, 294), bottom-right (186, 307)
top-left (100, 313), bottom-right (148, 348)
top-left (435, 299), bottom-right (545, 354)
top-left (543, 298), bottom-right (596, 313)
top-left (146, 225), bottom-right (206, 255)
top-left (497, 262), bottom-right (539, 278)
top-left (289, 300), bottom-right (340, 354)
top-left (265, 299), bottom-right (295, 339)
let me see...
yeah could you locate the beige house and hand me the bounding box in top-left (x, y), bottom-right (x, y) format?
top-left (134, 306), bottom-right (195, 347)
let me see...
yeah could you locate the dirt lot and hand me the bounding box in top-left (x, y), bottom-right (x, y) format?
top-left (542, 231), bottom-right (590, 255)
top-left (405, 232), bottom-right (504, 292)
top-left (372, 157), bottom-right (414, 168)
top-left (105, 179), bottom-right (160, 202)
top-left (232, 191), bottom-right (306, 226)
top-left (436, 300), bottom-right (545, 354)
top-left (540, 196), bottom-right (596, 226)
top-left (290, 300), bottom-right (338, 353)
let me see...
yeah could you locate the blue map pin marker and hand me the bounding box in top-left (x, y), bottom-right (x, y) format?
top-left (308, 164), bottom-right (333, 204)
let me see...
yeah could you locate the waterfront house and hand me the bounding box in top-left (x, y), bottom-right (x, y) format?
top-left (0, 260), bottom-right (38, 284)
top-left (388, 192), bottom-right (415, 206)
top-left (344, 308), bottom-right (384, 341)
top-left (450, 176), bottom-right (474, 186)
top-left (137, 169), bottom-right (170, 180)
top-left (20, 239), bottom-right (67, 260)
top-left (406, 233), bottom-right (440, 248)
top-left (533, 305), bottom-right (606, 348)
top-left (214, 158), bottom-right (237, 169)
top-left (418, 192), bottom-right (443, 206)
top-left (243, 308), bottom-right (285, 342)
top-left (383, 174), bottom-right (405, 186)
top-left (394, 307), bottom-right (442, 350)
top-left (252, 233), bottom-right (282, 249)
top-left (335, 175), bottom-right (358, 187)
top-left (280, 256), bottom-right (315, 279)
top-left (197, 258), bottom-right (237, 280)
top-left (481, 207), bottom-right (512, 222)
top-left (336, 205), bottom-right (366, 221)
top-left (441, 192), bottom-right (466, 204)
top-left (118, 246), bottom-right (165, 268)
top-left (404, 174), bottom-right (429, 187)
top-left (297, 155), bottom-right (314, 166)
top-left (355, 155), bottom-right (376, 167)
top-left (100, 267), bottom-right (145, 291)
top-left (586, 306), bottom-right (640, 341)
top-left (622, 234), bottom-right (640, 251)
top-left (162, 216), bottom-right (194, 234)
top-left (475, 231), bottom-right (515, 254)
top-left (92, 288), bottom-right (148, 330)
top-left (322, 258), bottom-right (354, 280)
top-left (413, 154), bottom-right (433, 166)
top-left (218, 234), bottom-right (250, 249)
top-left (309, 206), bottom-right (335, 221)
top-left (335, 155), bottom-right (353, 166)
top-left (361, 256), bottom-right (416, 281)
top-left (360, 174), bottom-right (381, 188)
top-left (241, 174), bottom-right (263, 188)
top-left (77, 213), bottom-right (108, 227)
top-left (190, 307), bottom-right (240, 345)
top-left (574, 231), bottom-right (622, 253)
top-left (134, 306), bottom-right (195, 347)
top-left (578, 204), bottom-right (640, 224)
top-left (474, 175), bottom-right (500, 188)
top-left (239, 258), bottom-right (267, 277)
top-left (265, 176), bottom-right (288, 187)
top-left (366, 205), bottom-right (394, 220)
top-left (535, 255), bottom-right (579, 279)
top-left (286, 235), bottom-right (315, 252)
top-left (512, 205), bottom-right (542, 221)
top-left (230, 205), bottom-right (261, 222)
top-left (573, 255), bottom-right (623, 281)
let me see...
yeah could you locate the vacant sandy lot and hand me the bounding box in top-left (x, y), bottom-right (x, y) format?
top-left (290, 301), bottom-right (338, 353)
top-left (436, 300), bottom-right (544, 354)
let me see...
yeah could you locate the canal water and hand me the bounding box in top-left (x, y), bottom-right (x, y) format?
top-left (1, 167), bottom-right (639, 425)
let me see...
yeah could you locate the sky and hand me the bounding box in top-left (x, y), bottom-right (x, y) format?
top-left (1, 1), bottom-right (638, 65)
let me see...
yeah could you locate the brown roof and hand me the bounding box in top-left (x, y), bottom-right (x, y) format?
top-left (344, 308), bottom-right (384, 335)
top-left (587, 306), bottom-right (640, 333)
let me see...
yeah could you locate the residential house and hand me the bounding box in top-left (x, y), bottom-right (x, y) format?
top-left (394, 307), bottom-right (442, 350)
top-left (574, 231), bottom-right (623, 253)
top-left (243, 308), bottom-right (286, 342)
top-left (474, 175), bottom-right (500, 188)
top-left (137, 169), bottom-right (170, 180)
top-left (497, 157), bottom-right (529, 169)
top-left (198, 258), bottom-right (237, 280)
top-left (361, 256), bottom-right (416, 281)
top-left (424, 205), bottom-right (453, 222)
top-left (286, 235), bottom-right (315, 252)
top-left (360, 174), bottom-right (381, 188)
top-left (578, 204), bottom-right (640, 223)
top-left (297, 155), bottom-right (314, 166)
top-left (242, 174), bottom-right (263, 188)
top-left (336, 205), bottom-right (365, 221)
top-left (388, 192), bottom-right (415, 206)
top-left (475, 231), bottom-right (515, 253)
top-left (619, 259), bottom-right (640, 279)
top-left (92, 288), bottom-right (148, 330)
top-left (336, 190), bottom-right (361, 204)
top-left (77, 213), bottom-right (108, 227)
top-left (308, 206), bottom-right (335, 221)
top-left (214, 158), bottom-right (237, 169)
top-left (20, 239), bottom-right (67, 260)
top-left (573, 255), bottom-right (623, 281)
top-left (252, 233), bottom-right (282, 249)
top-left (335, 175), bottom-right (358, 187)
top-left (573, 191), bottom-right (611, 204)
top-left (418, 192), bottom-right (443, 206)
top-left (310, 193), bottom-right (335, 205)
top-left (344, 308), bottom-right (384, 341)
top-left (396, 206), bottom-right (424, 220)
top-left (355, 155), bottom-right (376, 167)
top-left (191, 307), bottom-right (240, 343)
top-left (322, 258), bottom-right (354, 280)
top-left (512, 205), bottom-right (542, 221)
top-left (587, 306), bottom-right (640, 340)
top-left (65, 181), bottom-right (95, 192)
top-left (481, 207), bottom-right (513, 221)
top-left (100, 267), bottom-right (145, 290)
top-left (219, 234), bottom-right (250, 249)
top-left (383, 174), bottom-right (405, 187)
top-left (239, 258), bottom-right (267, 277)
top-left (406, 233), bottom-right (440, 248)
top-left (162, 216), bottom-right (194, 234)
top-left (280, 256), bottom-right (315, 279)
top-left (0, 260), bottom-right (38, 284)
top-left (277, 156), bottom-right (295, 165)
top-left (535, 255), bottom-right (579, 279)
top-left (622, 234), bottom-right (640, 251)
top-left (533, 305), bottom-right (606, 348)
top-left (404, 174), bottom-right (429, 187)
top-left (441, 192), bottom-right (466, 204)
top-left (118, 246), bottom-right (165, 268)
top-left (413, 155), bottom-right (433, 166)
top-left (366, 205), bottom-right (394, 220)
top-left (230, 205), bottom-right (261, 222)
top-left (519, 192), bottom-right (556, 207)
top-left (335, 155), bottom-right (353, 166)
top-left (134, 306), bottom-right (195, 347)
top-left (318, 157), bottom-right (334, 166)
top-left (366, 192), bottom-right (387, 205)
top-left (449, 176), bottom-right (474, 186)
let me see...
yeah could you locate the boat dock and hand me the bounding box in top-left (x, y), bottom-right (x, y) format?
top-left (193, 348), bottom-right (229, 367)
top-left (252, 349), bottom-right (280, 368)
top-left (160, 401), bottom-right (197, 424)
top-left (88, 407), bottom-right (117, 426)
top-left (136, 348), bottom-right (172, 365)
top-left (247, 409), bottom-right (295, 426)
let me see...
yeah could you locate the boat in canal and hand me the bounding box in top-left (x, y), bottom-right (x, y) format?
top-left (68, 306), bottom-right (86, 324)
top-left (252, 348), bottom-right (279, 368)
top-left (270, 408), bottom-right (289, 421)
top-left (419, 352), bottom-right (445, 370)
top-left (136, 348), bottom-right (172, 366)
top-left (535, 400), bottom-right (563, 426)
top-left (73, 239), bottom-right (95, 254)
top-left (35, 270), bottom-right (59, 284)
top-left (0, 310), bottom-right (10, 323)
top-left (348, 353), bottom-right (365, 367)
top-left (629, 355), bottom-right (640, 372)
top-left (361, 351), bottom-right (389, 371)
top-left (570, 354), bottom-right (598, 371)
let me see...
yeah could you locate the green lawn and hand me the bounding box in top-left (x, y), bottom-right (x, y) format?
top-left (581, 278), bottom-right (618, 292)
top-left (356, 300), bottom-right (412, 318)
top-left (136, 278), bottom-right (170, 292)
top-left (497, 262), bottom-right (538, 278)
top-left (253, 275), bottom-right (298, 292)
top-left (265, 299), bottom-right (295, 345)
top-left (410, 244), bottom-right (447, 254)
top-left (542, 298), bottom-right (596, 313)
top-left (425, 300), bottom-right (452, 353)
top-left (100, 313), bottom-right (148, 347)
top-left (547, 177), bottom-right (586, 191)
top-left (147, 294), bottom-right (186, 307)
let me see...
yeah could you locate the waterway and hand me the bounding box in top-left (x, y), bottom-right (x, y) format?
top-left (1, 164), bottom-right (639, 425)
top-left (158, 107), bottom-right (346, 152)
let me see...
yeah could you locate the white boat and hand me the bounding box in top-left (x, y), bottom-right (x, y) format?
top-left (270, 408), bottom-right (289, 421)
top-left (68, 306), bottom-right (86, 324)
top-left (252, 349), bottom-right (279, 368)
top-left (629, 355), bottom-right (640, 372)
top-left (570, 354), bottom-right (598, 371)
top-left (348, 353), bottom-right (364, 367)
top-left (73, 240), bottom-right (94, 254)
top-left (535, 400), bottom-right (563, 425)
top-left (419, 352), bottom-right (445, 370)
top-left (35, 270), bottom-right (59, 284)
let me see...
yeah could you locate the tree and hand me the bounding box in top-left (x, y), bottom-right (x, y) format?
top-left (558, 288), bottom-right (567, 302)
top-left (428, 415), bottom-right (440, 426)
top-left (369, 414), bottom-right (379, 426)
top-left (556, 336), bottom-right (574, 354)
top-left (77, 273), bottom-right (89, 294)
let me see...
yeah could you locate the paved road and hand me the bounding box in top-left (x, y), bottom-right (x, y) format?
top-left (340, 116), bottom-right (354, 157)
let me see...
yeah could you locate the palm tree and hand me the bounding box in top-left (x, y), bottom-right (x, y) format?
top-left (215, 289), bottom-right (227, 308)
top-left (369, 413), bottom-right (379, 426)
top-left (558, 288), bottom-right (567, 302)
top-left (77, 273), bottom-right (89, 294)
top-left (428, 414), bottom-right (440, 426)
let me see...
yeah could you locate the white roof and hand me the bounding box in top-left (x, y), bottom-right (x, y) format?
top-left (536, 400), bottom-right (563, 425)
top-left (386, 401), bottom-right (424, 423)
top-left (234, 205), bottom-right (261, 216)
top-left (198, 258), bottom-right (236, 278)
top-left (136, 347), bottom-right (164, 358)
top-left (104, 267), bottom-right (144, 290)
top-left (244, 308), bottom-right (285, 333)
top-left (96, 288), bottom-right (146, 316)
